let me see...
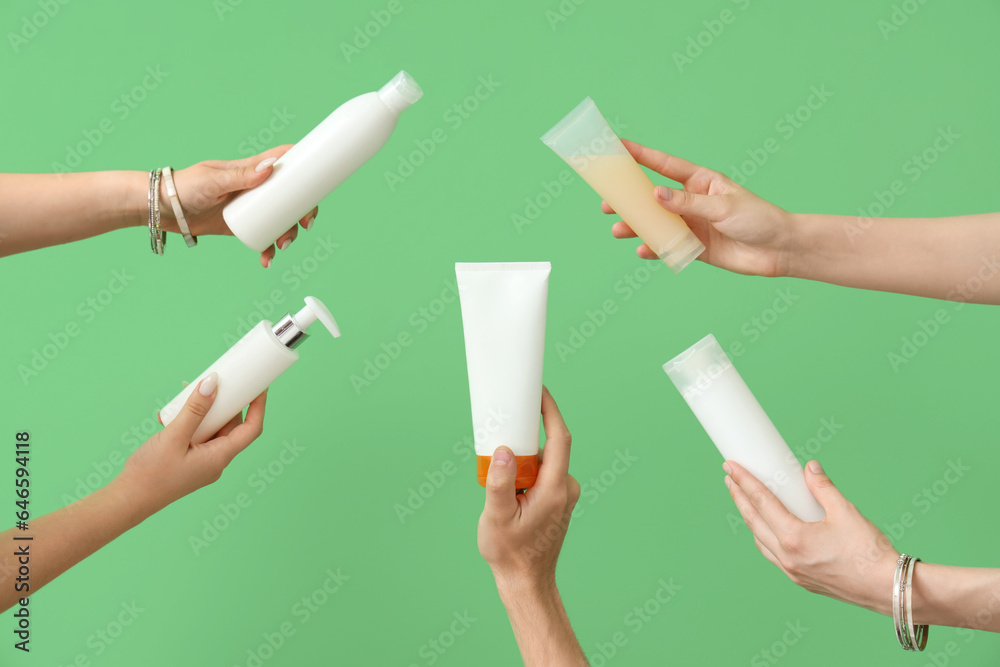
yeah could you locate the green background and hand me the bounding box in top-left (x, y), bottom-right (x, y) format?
top-left (2, 0), bottom-right (999, 664)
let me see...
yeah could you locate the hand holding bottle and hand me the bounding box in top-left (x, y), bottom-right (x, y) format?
top-left (478, 387), bottom-right (587, 666)
top-left (119, 373), bottom-right (267, 514)
top-left (160, 145), bottom-right (320, 268)
top-left (604, 140), bottom-right (796, 277)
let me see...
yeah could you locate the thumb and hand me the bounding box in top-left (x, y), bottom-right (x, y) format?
top-left (483, 447), bottom-right (519, 521)
top-left (165, 372), bottom-right (218, 446)
top-left (804, 461), bottom-right (849, 514)
top-left (216, 154), bottom-right (279, 194)
top-left (654, 185), bottom-right (730, 222)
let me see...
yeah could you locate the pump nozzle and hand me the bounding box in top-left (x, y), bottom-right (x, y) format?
top-left (292, 296), bottom-right (341, 338)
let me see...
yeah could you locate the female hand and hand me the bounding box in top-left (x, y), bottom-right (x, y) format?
top-left (604, 140), bottom-right (798, 278)
top-left (724, 459), bottom-right (899, 615)
top-left (160, 145), bottom-right (319, 268)
top-left (117, 373), bottom-right (266, 513)
top-left (478, 387), bottom-right (581, 592)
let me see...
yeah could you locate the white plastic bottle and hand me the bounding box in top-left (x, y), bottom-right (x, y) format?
top-left (663, 334), bottom-right (825, 522)
top-left (159, 296), bottom-right (340, 444)
top-left (223, 70), bottom-right (423, 252)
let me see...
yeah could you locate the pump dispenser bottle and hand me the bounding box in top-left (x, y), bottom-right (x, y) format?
top-left (159, 296), bottom-right (340, 444)
top-left (224, 70), bottom-right (423, 252)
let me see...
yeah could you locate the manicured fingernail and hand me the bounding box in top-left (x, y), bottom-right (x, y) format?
top-left (493, 449), bottom-right (512, 466)
top-left (722, 462), bottom-right (732, 475)
top-left (655, 186), bottom-right (673, 201)
top-left (199, 372), bottom-right (218, 396)
top-left (279, 239), bottom-right (291, 251)
top-left (303, 216), bottom-right (314, 231)
top-left (724, 475), bottom-right (732, 488)
top-left (255, 157), bottom-right (277, 173)
top-left (809, 461), bottom-right (823, 474)
top-left (263, 256), bottom-right (272, 269)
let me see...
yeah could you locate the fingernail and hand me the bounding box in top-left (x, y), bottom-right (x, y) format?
top-left (263, 256), bottom-right (272, 269)
top-left (722, 462), bottom-right (732, 475)
top-left (199, 372), bottom-right (218, 397)
top-left (655, 185), bottom-right (673, 201)
top-left (809, 461), bottom-right (823, 474)
top-left (279, 239), bottom-right (291, 251)
top-left (724, 476), bottom-right (732, 488)
top-left (255, 157), bottom-right (277, 173)
top-left (303, 216), bottom-right (314, 231)
top-left (493, 449), bottom-right (512, 466)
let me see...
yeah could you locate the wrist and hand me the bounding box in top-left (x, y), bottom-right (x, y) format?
top-left (107, 471), bottom-right (163, 522)
top-left (123, 170), bottom-right (151, 228)
top-left (494, 569), bottom-right (559, 606)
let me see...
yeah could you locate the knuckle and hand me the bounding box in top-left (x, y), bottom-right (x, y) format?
top-left (567, 477), bottom-right (581, 507)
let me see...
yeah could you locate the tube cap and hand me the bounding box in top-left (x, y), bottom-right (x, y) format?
top-left (477, 453), bottom-right (539, 490)
top-left (378, 71), bottom-right (423, 114)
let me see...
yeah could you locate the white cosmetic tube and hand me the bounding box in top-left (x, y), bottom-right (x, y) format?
top-left (456, 262), bottom-right (550, 488)
top-left (663, 334), bottom-right (825, 522)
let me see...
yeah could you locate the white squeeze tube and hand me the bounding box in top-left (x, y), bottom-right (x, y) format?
top-left (456, 262), bottom-right (550, 489)
top-left (223, 70), bottom-right (423, 252)
top-left (663, 334), bottom-right (825, 522)
top-left (542, 97), bottom-right (706, 274)
top-left (159, 296), bottom-right (340, 445)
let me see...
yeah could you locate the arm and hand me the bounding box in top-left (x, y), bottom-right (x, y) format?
top-left (478, 388), bottom-right (588, 666)
top-left (0, 374), bottom-right (265, 611)
top-left (725, 459), bottom-right (1000, 633)
top-left (0, 146), bottom-right (318, 267)
top-left (608, 140), bottom-right (1000, 304)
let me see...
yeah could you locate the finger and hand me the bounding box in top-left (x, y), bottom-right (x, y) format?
top-left (214, 411), bottom-right (244, 439)
top-left (275, 225), bottom-right (299, 252)
top-left (653, 185), bottom-right (731, 222)
top-left (725, 461), bottom-right (799, 536)
top-left (166, 372), bottom-right (219, 446)
top-left (218, 390), bottom-right (267, 462)
top-left (260, 245), bottom-right (276, 269)
top-left (621, 139), bottom-right (702, 183)
top-left (611, 221), bottom-right (637, 239)
top-left (636, 244), bottom-right (657, 260)
top-left (725, 474), bottom-right (783, 558)
top-left (214, 145), bottom-right (293, 194)
top-left (600, 200), bottom-right (616, 215)
top-left (535, 387), bottom-right (572, 488)
top-left (300, 206), bottom-right (318, 231)
top-left (804, 461), bottom-right (850, 515)
top-left (483, 446), bottom-right (519, 521)
top-left (753, 536), bottom-right (794, 578)
top-left (202, 145), bottom-right (293, 171)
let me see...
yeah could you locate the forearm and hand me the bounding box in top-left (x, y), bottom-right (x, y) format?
top-left (0, 172), bottom-right (147, 257)
top-left (0, 477), bottom-right (152, 610)
top-left (496, 578), bottom-right (588, 666)
top-left (908, 563), bottom-right (1000, 632)
top-left (785, 212), bottom-right (1000, 303)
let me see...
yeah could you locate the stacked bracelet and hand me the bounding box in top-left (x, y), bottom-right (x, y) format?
top-left (161, 166), bottom-right (197, 247)
top-left (893, 553), bottom-right (929, 651)
top-left (147, 168), bottom-right (165, 255)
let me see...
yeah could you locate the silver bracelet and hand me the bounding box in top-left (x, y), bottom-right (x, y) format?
top-left (147, 169), bottom-right (165, 255)
top-left (161, 166), bottom-right (196, 247)
top-left (893, 553), bottom-right (929, 651)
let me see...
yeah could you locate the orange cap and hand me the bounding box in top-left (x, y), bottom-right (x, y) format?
top-left (477, 453), bottom-right (538, 489)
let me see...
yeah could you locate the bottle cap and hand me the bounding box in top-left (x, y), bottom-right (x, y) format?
top-left (378, 70), bottom-right (423, 114)
top-left (273, 296), bottom-right (341, 349)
